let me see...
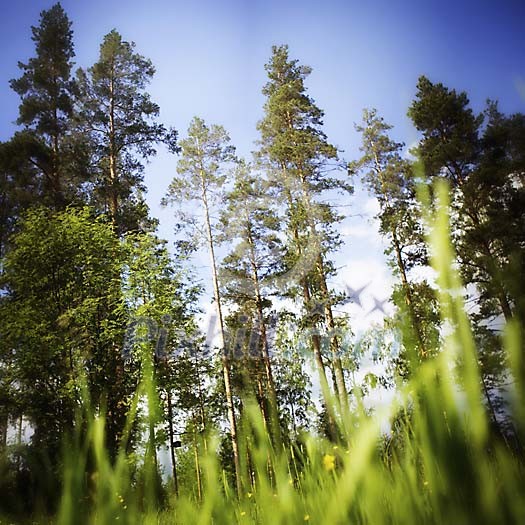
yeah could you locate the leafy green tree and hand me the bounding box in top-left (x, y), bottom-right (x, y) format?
top-left (77, 30), bottom-right (177, 233)
top-left (470, 104), bottom-right (525, 439)
top-left (122, 232), bottom-right (203, 501)
top-left (272, 313), bottom-right (313, 439)
top-left (475, 102), bottom-right (525, 326)
top-left (159, 338), bottom-right (215, 499)
top-left (352, 108), bottom-right (439, 370)
top-left (163, 116), bottom-right (242, 493)
top-left (0, 207), bottom-right (131, 483)
top-left (256, 45), bottom-right (352, 423)
top-left (1, 2), bottom-right (83, 470)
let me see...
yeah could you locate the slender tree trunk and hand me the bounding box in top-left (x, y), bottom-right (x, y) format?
top-left (108, 68), bottom-right (119, 224)
top-left (0, 413), bottom-right (7, 451)
top-left (200, 173), bottom-right (242, 495)
top-left (0, 177), bottom-right (8, 452)
top-left (190, 345), bottom-right (206, 502)
top-left (17, 415), bottom-right (22, 472)
top-left (281, 101), bottom-right (341, 434)
top-left (481, 373), bottom-right (511, 450)
top-left (194, 432), bottom-right (202, 502)
top-left (296, 162), bottom-right (349, 415)
top-left (282, 176), bottom-right (338, 438)
top-left (194, 353), bottom-right (208, 452)
top-left (391, 228), bottom-right (428, 358)
top-left (0, 170), bottom-right (8, 261)
top-left (315, 254), bottom-right (349, 413)
top-left (246, 226), bottom-right (282, 449)
top-left (104, 64), bottom-right (128, 459)
top-left (166, 391), bottom-right (179, 497)
top-left (290, 398), bottom-right (297, 437)
top-left (52, 133), bottom-right (62, 201)
top-left (51, 74), bottom-right (62, 204)
top-left (302, 276), bottom-right (338, 438)
top-left (371, 147), bottom-right (428, 359)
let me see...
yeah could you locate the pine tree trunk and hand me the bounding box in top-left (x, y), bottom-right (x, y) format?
top-left (282, 177), bottom-right (338, 436)
top-left (481, 373), bottom-right (511, 449)
top-left (282, 175), bottom-right (338, 437)
top-left (246, 226), bottom-right (282, 449)
top-left (108, 69), bottom-right (119, 224)
top-left (200, 174), bottom-right (242, 495)
top-left (51, 75), bottom-right (62, 204)
top-left (316, 254), bottom-right (349, 413)
top-left (391, 228), bottom-right (428, 358)
top-left (167, 390), bottom-right (179, 497)
top-left (295, 160), bottom-right (349, 416)
top-left (371, 147), bottom-right (428, 359)
top-left (194, 432), bottom-right (202, 501)
top-left (0, 412), bottom-right (7, 450)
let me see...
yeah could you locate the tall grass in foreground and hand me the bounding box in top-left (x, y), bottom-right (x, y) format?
top-left (55, 181), bottom-right (524, 524)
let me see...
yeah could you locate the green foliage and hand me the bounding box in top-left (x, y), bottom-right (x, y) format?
top-left (163, 116), bottom-right (235, 228)
top-left (219, 160), bottom-right (285, 443)
top-left (257, 45), bottom-right (351, 255)
top-left (256, 44), bottom-right (352, 418)
top-left (0, 207), bottom-right (130, 512)
top-left (8, 3), bottom-right (90, 207)
top-left (408, 76), bottom-right (521, 325)
top-left (408, 76), bottom-right (483, 182)
top-left (219, 159), bottom-right (284, 298)
top-left (1, 6), bottom-right (525, 523)
top-left (76, 30), bottom-right (177, 232)
top-left (408, 77), bottom-right (525, 438)
top-left (50, 182), bottom-right (525, 524)
top-left (163, 115), bottom-right (243, 492)
top-left (10, 3), bottom-right (75, 133)
top-left (353, 108), bottom-right (439, 370)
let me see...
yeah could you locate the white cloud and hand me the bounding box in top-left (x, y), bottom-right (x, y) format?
top-left (341, 223), bottom-right (375, 239)
top-left (362, 196), bottom-right (380, 216)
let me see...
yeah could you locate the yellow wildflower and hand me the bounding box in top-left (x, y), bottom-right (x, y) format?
top-left (323, 454), bottom-right (336, 471)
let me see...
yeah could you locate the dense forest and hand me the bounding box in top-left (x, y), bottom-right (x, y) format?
top-left (0, 3), bottom-right (524, 524)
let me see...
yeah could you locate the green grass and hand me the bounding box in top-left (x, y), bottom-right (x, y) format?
top-left (47, 181), bottom-right (525, 523)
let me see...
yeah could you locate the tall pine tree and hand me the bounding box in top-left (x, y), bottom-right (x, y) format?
top-left (219, 159), bottom-right (283, 448)
top-left (256, 45), bottom-right (352, 426)
top-left (163, 116), bottom-right (242, 493)
top-left (352, 108), bottom-right (439, 371)
top-left (9, 3), bottom-right (87, 207)
top-left (77, 30), bottom-right (177, 233)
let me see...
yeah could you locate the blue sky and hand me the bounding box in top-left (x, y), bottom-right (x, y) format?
top-left (1, 0), bottom-right (524, 330)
